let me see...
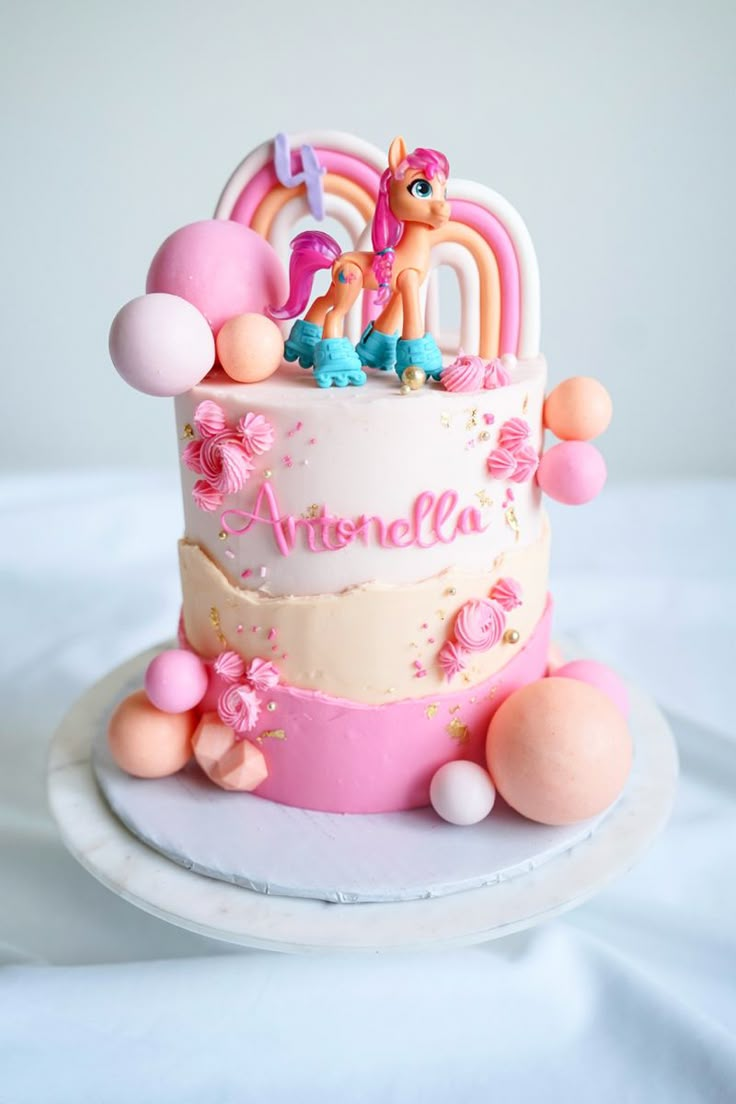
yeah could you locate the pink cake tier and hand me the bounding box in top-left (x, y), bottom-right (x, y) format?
top-left (175, 355), bottom-right (551, 811)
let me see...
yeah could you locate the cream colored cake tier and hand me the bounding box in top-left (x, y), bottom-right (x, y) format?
top-left (176, 358), bottom-right (549, 704)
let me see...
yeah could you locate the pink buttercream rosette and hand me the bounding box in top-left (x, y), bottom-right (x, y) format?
top-left (211, 650), bottom-right (280, 736)
top-left (183, 401), bottom-right (275, 512)
top-left (441, 355), bottom-right (512, 394)
top-left (486, 418), bottom-right (539, 484)
top-left (438, 580), bottom-right (524, 681)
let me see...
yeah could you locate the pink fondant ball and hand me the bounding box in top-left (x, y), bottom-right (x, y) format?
top-left (537, 441), bottom-right (607, 505)
top-left (144, 649), bottom-right (208, 714)
top-left (554, 660), bottom-right (630, 720)
top-left (109, 293), bottom-right (215, 396)
top-left (216, 313), bottom-right (284, 383)
top-left (429, 760), bottom-right (496, 826)
top-left (486, 678), bottom-right (632, 826)
top-left (107, 690), bottom-right (196, 778)
top-left (146, 220), bottom-right (287, 334)
top-left (544, 377), bottom-right (613, 441)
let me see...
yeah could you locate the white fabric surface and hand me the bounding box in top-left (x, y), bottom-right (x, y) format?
top-left (1, 472), bottom-right (734, 1103)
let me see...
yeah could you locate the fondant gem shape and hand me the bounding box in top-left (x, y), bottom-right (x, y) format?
top-left (214, 740), bottom-right (269, 792)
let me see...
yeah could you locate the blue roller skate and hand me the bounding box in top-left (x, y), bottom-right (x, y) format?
top-left (313, 337), bottom-right (367, 388)
top-left (355, 323), bottom-right (399, 372)
top-left (396, 333), bottom-right (443, 381)
top-left (284, 319), bottom-right (322, 369)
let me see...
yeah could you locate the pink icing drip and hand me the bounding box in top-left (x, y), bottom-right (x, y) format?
top-left (454, 598), bottom-right (506, 653)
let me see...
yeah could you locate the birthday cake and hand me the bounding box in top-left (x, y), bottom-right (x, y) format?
top-left (107, 130), bottom-right (630, 829)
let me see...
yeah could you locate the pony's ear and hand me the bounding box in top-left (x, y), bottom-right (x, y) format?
top-left (388, 136), bottom-right (407, 174)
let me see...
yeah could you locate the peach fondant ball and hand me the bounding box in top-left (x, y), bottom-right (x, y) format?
top-left (486, 678), bottom-right (632, 826)
top-left (108, 690), bottom-right (196, 778)
top-left (543, 377), bottom-right (612, 441)
top-left (216, 312), bottom-right (283, 383)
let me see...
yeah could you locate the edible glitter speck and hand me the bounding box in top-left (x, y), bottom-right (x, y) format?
top-left (440, 413), bottom-right (451, 429)
top-left (447, 717), bottom-right (470, 744)
top-left (261, 729), bottom-right (286, 741)
top-left (302, 504), bottom-right (320, 519)
top-left (282, 455), bottom-right (293, 468)
top-left (505, 506), bottom-right (520, 541)
top-left (445, 587), bottom-right (457, 597)
top-left (208, 606), bottom-right (226, 647)
top-left (425, 704), bottom-right (438, 719)
top-left (465, 408), bottom-right (479, 430)
top-left (475, 490), bottom-right (493, 508)
top-left (224, 549), bottom-right (235, 559)
top-left (264, 469), bottom-right (272, 479)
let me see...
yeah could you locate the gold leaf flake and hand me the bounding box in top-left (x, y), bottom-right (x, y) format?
top-left (302, 504), bottom-right (320, 520)
top-left (436, 609), bottom-right (446, 621)
top-left (425, 704), bottom-right (438, 719)
top-left (182, 423), bottom-right (194, 440)
top-left (260, 728), bottom-right (286, 741)
top-left (475, 490), bottom-right (493, 508)
top-left (447, 717), bottom-right (470, 744)
top-left (448, 704), bottom-right (461, 714)
top-left (505, 506), bottom-right (521, 542)
top-left (440, 412), bottom-right (451, 429)
top-left (522, 393), bottom-right (529, 414)
top-left (465, 408), bottom-right (479, 430)
top-left (444, 586), bottom-right (457, 597)
top-left (209, 606), bottom-right (227, 647)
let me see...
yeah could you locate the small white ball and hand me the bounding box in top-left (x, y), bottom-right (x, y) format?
top-left (499, 353), bottom-right (517, 371)
top-left (429, 760), bottom-right (496, 826)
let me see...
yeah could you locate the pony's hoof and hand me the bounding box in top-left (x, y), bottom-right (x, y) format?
top-left (284, 319), bottom-right (323, 369)
top-left (313, 338), bottom-right (366, 388)
top-left (396, 334), bottom-right (443, 380)
top-left (356, 324), bottom-right (399, 371)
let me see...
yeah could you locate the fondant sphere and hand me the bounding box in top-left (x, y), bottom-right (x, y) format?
top-left (429, 760), bottom-right (496, 826)
top-left (216, 313), bottom-right (284, 383)
top-left (554, 659), bottom-right (630, 719)
top-left (544, 377), bottom-right (612, 441)
top-left (537, 441), bottom-right (607, 505)
top-left (146, 220), bottom-right (287, 334)
top-left (109, 293), bottom-right (215, 396)
top-left (486, 678), bottom-right (632, 826)
top-left (108, 690), bottom-right (196, 778)
top-left (144, 649), bottom-right (209, 713)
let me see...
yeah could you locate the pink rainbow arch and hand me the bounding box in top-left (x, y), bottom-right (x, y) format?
top-left (215, 132), bottom-right (540, 358)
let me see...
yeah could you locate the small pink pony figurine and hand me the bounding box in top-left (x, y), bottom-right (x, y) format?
top-left (269, 137), bottom-right (450, 388)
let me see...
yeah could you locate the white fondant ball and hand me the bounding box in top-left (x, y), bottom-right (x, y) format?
top-left (109, 293), bottom-right (215, 396)
top-left (430, 760), bottom-right (496, 826)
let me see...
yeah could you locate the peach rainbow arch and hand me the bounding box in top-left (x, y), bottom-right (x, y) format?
top-left (214, 131), bottom-right (540, 359)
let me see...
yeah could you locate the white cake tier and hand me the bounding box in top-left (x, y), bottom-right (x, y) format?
top-left (175, 357), bottom-right (546, 597)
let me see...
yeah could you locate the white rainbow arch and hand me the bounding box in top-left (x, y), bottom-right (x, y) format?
top-left (215, 131), bottom-right (541, 359)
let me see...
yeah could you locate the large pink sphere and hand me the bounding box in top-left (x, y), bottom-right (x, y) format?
top-left (216, 312), bottom-right (284, 383)
top-left (146, 220), bottom-right (287, 334)
top-left (537, 441), bottom-right (607, 505)
top-left (486, 678), bottom-right (632, 825)
top-left (108, 690), bottom-right (196, 778)
top-left (544, 377), bottom-right (612, 441)
top-left (109, 293), bottom-right (215, 396)
top-left (554, 660), bottom-right (630, 719)
top-left (144, 649), bottom-right (208, 714)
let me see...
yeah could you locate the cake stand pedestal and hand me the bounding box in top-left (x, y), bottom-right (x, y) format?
top-left (47, 645), bottom-right (678, 953)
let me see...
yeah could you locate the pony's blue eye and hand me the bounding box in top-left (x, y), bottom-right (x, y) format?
top-left (408, 179), bottom-right (433, 199)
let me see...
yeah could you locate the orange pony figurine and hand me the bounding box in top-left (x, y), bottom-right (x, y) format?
top-left (269, 137), bottom-right (450, 388)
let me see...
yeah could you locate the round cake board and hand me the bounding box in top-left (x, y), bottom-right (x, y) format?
top-left (47, 645), bottom-right (678, 953)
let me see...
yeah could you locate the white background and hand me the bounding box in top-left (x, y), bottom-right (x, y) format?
top-left (2, 0), bottom-right (735, 479)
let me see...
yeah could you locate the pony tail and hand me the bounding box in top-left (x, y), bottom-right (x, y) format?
top-left (371, 168), bottom-right (403, 306)
top-left (268, 231), bottom-right (342, 320)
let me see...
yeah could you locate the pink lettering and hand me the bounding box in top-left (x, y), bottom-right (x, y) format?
top-left (433, 490), bottom-right (459, 544)
top-left (221, 482), bottom-right (489, 559)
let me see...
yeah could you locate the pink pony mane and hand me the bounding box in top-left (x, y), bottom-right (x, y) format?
top-left (371, 148), bottom-right (449, 306)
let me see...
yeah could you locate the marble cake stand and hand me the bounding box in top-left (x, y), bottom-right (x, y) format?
top-left (47, 645), bottom-right (678, 953)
